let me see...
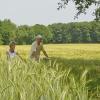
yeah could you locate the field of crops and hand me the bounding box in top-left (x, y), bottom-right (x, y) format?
top-left (0, 44), bottom-right (100, 100)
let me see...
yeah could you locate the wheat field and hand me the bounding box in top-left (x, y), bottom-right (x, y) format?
top-left (0, 44), bottom-right (100, 100)
top-left (1, 44), bottom-right (100, 59)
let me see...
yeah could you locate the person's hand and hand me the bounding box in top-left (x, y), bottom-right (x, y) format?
top-left (43, 57), bottom-right (49, 61)
top-left (45, 57), bottom-right (49, 60)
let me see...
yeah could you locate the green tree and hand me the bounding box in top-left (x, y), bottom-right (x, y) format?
top-left (0, 19), bottom-right (16, 44)
top-left (0, 19), bottom-right (100, 44)
top-left (58, 0), bottom-right (100, 21)
top-left (15, 25), bottom-right (33, 44)
top-left (32, 24), bottom-right (53, 43)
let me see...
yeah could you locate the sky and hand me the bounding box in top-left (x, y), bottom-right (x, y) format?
top-left (0, 0), bottom-right (96, 25)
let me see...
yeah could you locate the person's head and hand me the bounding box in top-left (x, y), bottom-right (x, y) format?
top-left (9, 41), bottom-right (16, 51)
top-left (35, 35), bottom-right (43, 44)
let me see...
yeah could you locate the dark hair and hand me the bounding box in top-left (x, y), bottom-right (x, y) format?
top-left (9, 41), bottom-right (16, 46)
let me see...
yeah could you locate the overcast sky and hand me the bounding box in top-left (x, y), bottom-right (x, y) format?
top-left (0, 0), bottom-right (96, 25)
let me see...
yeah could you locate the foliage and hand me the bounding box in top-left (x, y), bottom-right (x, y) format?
top-left (48, 22), bottom-right (100, 43)
top-left (0, 19), bottom-right (100, 44)
top-left (58, 0), bottom-right (100, 21)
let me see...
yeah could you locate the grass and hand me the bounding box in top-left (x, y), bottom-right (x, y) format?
top-left (0, 44), bottom-right (100, 100)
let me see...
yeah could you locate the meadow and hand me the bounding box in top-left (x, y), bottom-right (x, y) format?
top-left (0, 44), bottom-right (100, 100)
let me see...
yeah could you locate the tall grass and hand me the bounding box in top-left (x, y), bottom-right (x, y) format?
top-left (0, 58), bottom-right (100, 100)
top-left (0, 44), bottom-right (100, 100)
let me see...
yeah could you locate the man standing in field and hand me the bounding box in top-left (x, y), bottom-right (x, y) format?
top-left (30, 35), bottom-right (48, 62)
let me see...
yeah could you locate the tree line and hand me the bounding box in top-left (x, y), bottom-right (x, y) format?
top-left (0, 19), bottom-right (100, 45)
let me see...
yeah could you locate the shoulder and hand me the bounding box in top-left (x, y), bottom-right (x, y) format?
top-left (32, 41), bottom-right (36, 46)
top-left (31, 41), bottom-right (37, 48)
top-left (31, 41), bottom-right (37, 51)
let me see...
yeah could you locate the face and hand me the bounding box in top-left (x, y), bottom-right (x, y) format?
top-left (36, 38), bottom-right (43, 44)
top-left (10, 44), bottom-right (15, 51)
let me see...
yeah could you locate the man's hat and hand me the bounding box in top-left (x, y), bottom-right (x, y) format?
top-left (36, 35), bottom-right (42, 39)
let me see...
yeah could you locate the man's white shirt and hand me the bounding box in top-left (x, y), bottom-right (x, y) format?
top-left (30, 41), bottom-right (44, 61)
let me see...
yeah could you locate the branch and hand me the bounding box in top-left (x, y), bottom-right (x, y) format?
top-left (58, 0), bottom-right (100, 21)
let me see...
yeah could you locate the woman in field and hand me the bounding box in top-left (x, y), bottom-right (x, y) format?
top-left (6, 41), bottom-right (22, 60)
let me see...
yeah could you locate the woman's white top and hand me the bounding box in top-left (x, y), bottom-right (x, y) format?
top-left (7, 51), bottom-right (17, 58)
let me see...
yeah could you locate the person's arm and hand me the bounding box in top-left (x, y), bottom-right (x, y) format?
top-left (42, 46), bottom-right (48, 58)
top-left (30, 43), bottom-right (37, 59)
top-left (31, 51), bottom-right (36, 58)
top-left (32, 51), bottom-right (36, 57)
top-left (6, 51), bottom-right (10, 60)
